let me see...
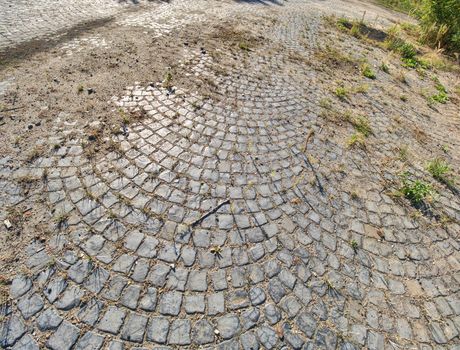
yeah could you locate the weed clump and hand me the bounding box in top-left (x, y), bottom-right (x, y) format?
top-left (400, 172), bottom-right (433, 205)
top-left (426, 158), bottom-right (451, 183)
top-left (361, 63), bottom-right (376, 79)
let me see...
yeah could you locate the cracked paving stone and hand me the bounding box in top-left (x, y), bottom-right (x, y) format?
top-left (55, 285), bottom-right (84, 310)
top-left (139, 287), bottom-right (157, 311)
top-left (75, 331), bottom-right (105, 350)
top-left (0, 315), bottom-right (26, 347)
top-left (217, 314), bottom-right (241, 339)
top-left (10, 275), bottom-right (32, 299)
top-left (146, 317), bottom-right (169, 344)
top-left (37, 308), bottom-right (63, 331)
top-left (11, 334), bottom-right (39, 350)
top-left (264, 303), bottom-right (282, 325)
top-left (296, 312), bottom-right (317, 338)
top-left (120, 284), bottom-right (141, 310)
top-left (241, 331), bottom-right (260, 350)
top-left (97, 306), bottom-right (126, 335)
top-left (17, 293), bottom-right (44, 319)
top-left (159, 291), bottom-right (182, 316)
top-left (169, 319), bottom-right (191, 345)
top-left (242, 308), bottom-right (260, 331)
top-left (249, 287), bottom-right (266, 306)
top-left (268, 278), bottom-right (287, 303)
top-left (257, 326), bottom-right (278, 349)
top-left (78, 299), bottom-right (104, 326)
top-left (192, 319), bottom-right (215, 345)
top-left (46, 321), bottom-right (80, 350)
top-left (121, 312), bottom-right (148, 343)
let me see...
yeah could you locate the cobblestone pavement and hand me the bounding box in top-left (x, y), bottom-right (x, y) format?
top-left (0, 0), bottom-right (133, 51)
top-left (1, 0), bottom-right (460, 349)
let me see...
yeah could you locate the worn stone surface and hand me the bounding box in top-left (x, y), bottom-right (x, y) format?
top-left (0, 0), bottom-right (459, 349)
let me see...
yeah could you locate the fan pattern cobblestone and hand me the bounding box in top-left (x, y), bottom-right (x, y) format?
top-left (1, 0), bottom-right (460, 350)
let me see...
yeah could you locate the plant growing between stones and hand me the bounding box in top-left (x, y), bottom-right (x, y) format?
top-left (54, 212), bottom-right (69, 230)
top-left (210, 246), bottom-right (223, 258)
top-left (238, 41), bottom-right (250, 51)
top-left (400, 172), bottom-right (433, 205)
top-left (350, 239), bottom-right (359, 252)
top-left (430, 80), bottom-right (449, 104)
top-left (380, 62), bottom-right (390, 73)
top-left (397, 145), bottom-right (409, 162)
top-left (347, 133), bottom-right (366, 149)
top-left (335, 86), bottom-right (348, 100)
top-left (426, 158), bottom-right (453, 185)
top-left (361, 63), bottom-right (376, 79)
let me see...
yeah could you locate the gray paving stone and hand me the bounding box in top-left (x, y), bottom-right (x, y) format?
top-left (121, 312), bottom-right (148, 343)
top-left (159, 291), bottom-right (182, 316)
top-left (68, 260), bottom-right (91, 283)
top-left (249, 287), bottom-right (266, 306)
top-left (108, 340), bottom-right (125, 350)
top-left (97, 306), bottom-right (126, 335)
top-left (18, 293), bottom-right (44, 319)
top-left (169, 319), bottom-right (191, 345)
top-left (268, 278), bottom-right (287, 303)
top-left (165, 268), bottom-right (188, 291)
top-left (46, 321), bottom-right (80, 350)
top-left (192, 319), bottom-right (215, 345)
top-left (0, 315), bottom-right (26, 347)
top-left (120, 284), bottom-right (141, 310)
top-left (84, 267), bottom-right (110, 293)
top-left (113, 254), bottom-right (137, 273)
top-left (185, 294), bottom-right (206, 313)
top-left (241, 331), bottom-right (260, 350)
top-left (37, 308), bottom-right (63, 331)
top-left (351, 324), bottom-right (367, 345)
top-left (188, 270), bottom-right (208, 291)
top-left (212, 269), bottom-right (228, 291)
top-left (280, 295), bottom-right (302, 318)
top-left (55, 285), bottom-right (84, 310)
top-left (139, 287), bottom-right (157, 311)
top-left (208, 292), bottom-right (225, 315)
top-left (264, 303), bottom-right (282, 325)
top-left (75, 331), bottom-right (104, 350)
top-left (256, 326), bottom-right (278, 349)
top-left (315, 328), bottom-right (337, 349)
top-left (217, 314), bottom-right (241, 339)
top-left (146, 317), bottom-right (169, 344)
top-left (11, 334), bottom-right (39, 350)
top-left (242, 308), bottom-right (260, 331)
top-left (284, 330), bottom-right (305, 349)
top-left (228, 290), bottom-right (250, 310)
top-left (10, 275), bottom-right (32, 299)
top-left (264, 260), bottom-right (281, 278)
top-left (101, 275), bottom-right (128, 301)
top-left (296, 312), bottom-right (317, 337)
top-left (148, 263), bottom-right (171, 287)
top-left (78, 299), bottom-right (103, 326)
